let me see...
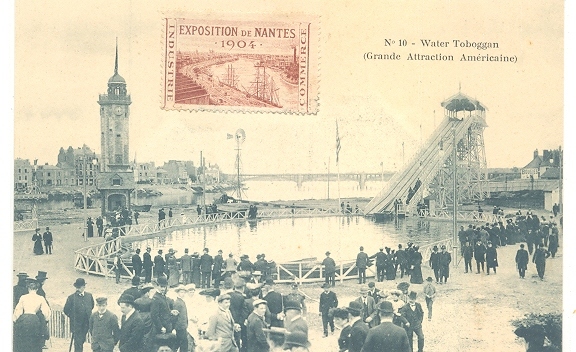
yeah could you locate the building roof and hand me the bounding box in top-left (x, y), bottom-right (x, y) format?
top-left (523, 156), bottom-right (542, 169)
top-left (108, 73), bottom-right (126, 84)
top-left (441, 92), bottom-right (487, 112)
top-left (540, 167), bottom-right (560, 179)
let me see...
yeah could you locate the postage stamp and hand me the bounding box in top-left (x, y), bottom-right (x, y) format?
top-left (162, 17), bottom-right (319, 114)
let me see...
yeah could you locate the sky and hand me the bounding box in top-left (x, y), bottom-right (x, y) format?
top-left (13, 1), bottom-right (563, 175)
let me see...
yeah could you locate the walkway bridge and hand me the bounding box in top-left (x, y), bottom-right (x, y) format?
top-left (223, 172), bottom-right (394, 189)
top-left (365, 92), bottom-right (488, 216)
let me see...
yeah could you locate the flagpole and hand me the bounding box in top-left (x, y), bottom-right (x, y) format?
top-left (335, 119), bottom-right (341, 212)
top-left (327, 156), bottom-right (331, 200)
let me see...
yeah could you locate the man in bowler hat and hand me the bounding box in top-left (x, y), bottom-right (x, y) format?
top-left (361, 301), bottom-right (410, 352)
top-left (319, 283), bottom-right (338, 337)
top-left (117, 294), bottom-right (146, 352)
top-left (64, 278), bottom-right (95, 352)
top-left (346, 301), bottom-right (369, 352)
top-left (322, 251), bottom-right (336, 287)
top-left (399, 291), bottom-right (425, 352)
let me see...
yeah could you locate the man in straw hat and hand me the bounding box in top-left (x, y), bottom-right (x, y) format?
top-left (89, 297), bottom-right (120, 352)
top-left (64, 278), bottom-right (95, 352)
top-left (399, 291), bottom-right (425, 352)
top-left (206, 293), bottom-right (240, 352)
top-left (172, 285), bottom-right (189, 352)
top-left (346, 301), bottom-right (369, 352)
top-left (355, 284), bottom-right (377, 328)
top-left (117, 294), bottom-right (146, 352)
top-left (246, 299), bottom-right (270, 351)
top-left (361, 301), bottom-right (410, 352)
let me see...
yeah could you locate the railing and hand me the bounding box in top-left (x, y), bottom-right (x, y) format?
top-left (13, 218), bottom-right (39, 232)
top-left (48, 309), bottom-right (92, 341)
top-left (74, 207), bottom-right (361, 278)
top-left (273, 259), bottom-right (377, 284)
top-left (418, 209), bottom-right (502, 223)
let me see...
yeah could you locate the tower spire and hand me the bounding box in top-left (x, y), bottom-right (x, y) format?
top-left (114, 37), bottom-right (118, 75)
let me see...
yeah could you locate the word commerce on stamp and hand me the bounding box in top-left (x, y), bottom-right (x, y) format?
top-left (162, 17), bottom-right (319, 114)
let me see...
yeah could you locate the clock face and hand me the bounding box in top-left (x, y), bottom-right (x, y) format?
top-left (114, 106), bottom-right (124, 115)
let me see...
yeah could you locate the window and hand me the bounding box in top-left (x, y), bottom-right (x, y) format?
top-left (18, 168), bottom-right (21, 173)
top-left (112, 177), bottom-right (121, 186)
top-left (24, 176), bottom-right (27, 180)
top-left (25, 169), bottom-right (28, 173)
top-left (116, 134), bottom-right (121, 137)
top-left (47, 172), bottom-right (51, 177)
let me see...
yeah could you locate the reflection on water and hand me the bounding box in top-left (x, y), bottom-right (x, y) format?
top-left (132, 216), bottom-right (451, 262)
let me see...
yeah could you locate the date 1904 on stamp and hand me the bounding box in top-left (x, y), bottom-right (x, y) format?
top-left (162, 17), bottom-right (319, 114)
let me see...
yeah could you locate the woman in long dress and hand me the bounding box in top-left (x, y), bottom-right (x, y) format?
top-left (410, 246), bottom-right (424, 284)
top-left (87, 217), bottom-right (94, 238)
top-left (32, 230), bottom-right (44, 255)
top-left (167, 252), bottom-right (181, 287)
top-left (13, 280), bottom-right (51, 352)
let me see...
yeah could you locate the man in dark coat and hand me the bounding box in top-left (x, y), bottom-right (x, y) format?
top-left (322, 251), bottom-right (337, 287)
top-left (173, 285), bottom-right (189, 352)
top-left (143, 247), bottom-right (153, 283)
top-left (212, 249), bottom-right (224, 288)
top-left (89, 297), bottom-right (120, 352)
top-left (180, 248), bottom-right (193, 285)
top-left (229, 280), bottom-right (248, 348)
top-left (64, 278), bottom-right (95, 352)
top-left (515, 244), bottom-right (529, 278)
top-left (399, 291), bottom-right (425, 352)
top-left (462, 241), bottom-right (474, 273)
top-left (438, 245), bottom-right (452, 283)
top-left (474, 240), bottom-right (486, 274)
top-left (395, 244), bottom-right (408, 278)
top-left (355, 285), bottom-right (377, 328)
top-left (319, 283), bottom-right (338, 337)
top-left (154, 250), bottom-right (166, 278)
top-left (370, 248), bottom-right (387, 282)
top-left (428, 246), bottom-right (441, 283)
top-left (533, 243), bottom-right (551, 280)
top-left (122, 276), bottom-right (143, 301)
top-left (246, 299), bottom-right (270, 352)
top-left (150, 277), bottom-right (174, 333)
top-left (346, 301), bottom-right (369, 352)
top-left (284, 300), bottom-right (309, 338)
top-left (200, 248), bottom-right (214, 288)
top-left (263, 279), bottom-right (284, 328)
top-left (43, 226), bottom-right (53, 254)
top-left (356, 246), bottom-right (369, 284)
top-left (132, 249), bottom-right (142, 279)
top-left (361, 301), bottom-right (410, 352)
top-left (13, 272), bottom-right (29, 309)
top-left (117, 294), bottom-right (146, 352)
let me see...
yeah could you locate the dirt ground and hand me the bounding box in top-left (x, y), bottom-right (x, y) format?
top-left (13, 204), bottom-right (562, 351)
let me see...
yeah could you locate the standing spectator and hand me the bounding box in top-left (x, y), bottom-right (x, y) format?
top-left (96, 216), bottom-right (104, 237)
top-left (532, 243), bottom-right (551, 280)
top-left (223, 253), bottom-right (238, 278)
top-left (355, 285), bottom-right (377, 328)
top-left (132, 249), bottom-right (142, 279)
top-left (168, 208), bottom-right (173, 225)
top-left (428, 246), bottom-right (440, 283)
top-left (32, 228), bottom-right (44, 255)
top-left (213, 249), bottom-right (224, 288)
top-left (345, 301), bottom-right (369, 352)
top-left (200, 248), bottom-right (214, 288)
top-left (158, 208), bottom-right (166, 227)
top-left (263, 279), bottom-right (284, 328)
top-left (319, 283), bottom-right (338, 337)
top-left (474, 240), bottom-right (486, 274)
top-left (548, 227), bottom-right (559, 258)
top-left (191, 252), bottom-right (202, 287)
top-left (246, 299), bottom-right (270, 352)
top-left (13, 272), bottom-right (29, 309)
top-left (228, 280), bottom-right (247, 348)
top-left (89, 297), bottom-right (120, 352)
top-left (515, 244), bottom-right (529, 279)
top-left (117, 294), bottom-right (146, 352)
top-left (12, 279), bottom-right (51, 352)
top-left (422, 277), bottom-right (436, 321)
top-left (438, 245), bottom-right (451, 284)
top-left (42, 227), bottom-right (53, 254)
top-left (180, 249), bottom-right (193, 285)
top-left (87, 217), bottom-right (94, 238)
top-left (485, 242), bottom-right (498, 275)
top-left (526, 230), bottom-right (536, 255)
top-left (356, 246), bottom-right (369, 284)
top-left (36, 271), bottom-right (48, 300)
top-left (172, 285), bottom-right (189, 352)
top-left (206, 294), bottom-right (240, 352)
top-left (150, 277), bottom-right (174, 338)
top-left (154, 250), bottom-right (166, 279)
top-left (360, 301), bottom-right (410, 352)
top-left (322, 251), bottom-right (336, 287)
top-left (395, 244), bottom-right (408, 279)
top-left (166, 249), bottom-right (180, 287)
top-left (370, 248), bottom-right (387, 282)
top-left (409, 246), bottom-right (424, 284)
top-left (367, 281), bottom-right (380, 305)
top-left (122, 277), bottom-right (142, 301)
top-left (462, 241), bottom-right (474, 274)
top-left (113, 253), bottom-right (123, 284)
top-left (332, 308), bottom-right (352, 352)
top-left (64, 278), bottom-right (94, 352)
top-left (284, 300), bottom-right (308, 338)
top-left (133, 211), bottom-right (139, 225)
top-left (143, 247), bottom-right (154, 283)
top-left (282, 331), bottom-right (310, 352)
top-left (399, 291), bottom-right (425, 352)
top-left (286, 283), bottom-right (307, 315)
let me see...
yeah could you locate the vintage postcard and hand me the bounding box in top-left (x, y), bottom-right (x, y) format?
top-left (11, 1), bottom-right (570, 352)
top-left (162, 17), bottom-right (319, 114)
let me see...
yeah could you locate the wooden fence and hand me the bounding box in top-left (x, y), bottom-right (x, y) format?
top-left (13, 218), bottom-right (39, 232)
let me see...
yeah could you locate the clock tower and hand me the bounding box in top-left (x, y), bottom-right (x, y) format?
top-left (96, 41), bottom-right (135, 215)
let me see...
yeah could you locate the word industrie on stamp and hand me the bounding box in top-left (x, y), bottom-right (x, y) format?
top-left (162, 17), bottom-right (319, 114)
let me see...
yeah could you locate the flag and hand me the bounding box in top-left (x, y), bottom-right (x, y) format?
top-left (227, 133), bottom-right (234, 139)
top-left (335, 120), bottom-right (341, 164)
